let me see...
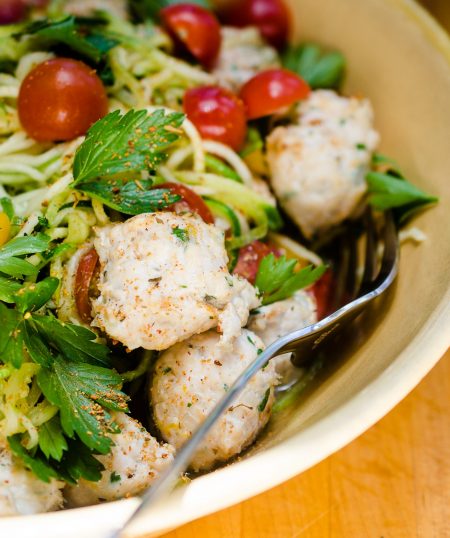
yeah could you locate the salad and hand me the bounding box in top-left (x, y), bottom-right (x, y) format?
top-left (0, 0), bottom-right (437, 516)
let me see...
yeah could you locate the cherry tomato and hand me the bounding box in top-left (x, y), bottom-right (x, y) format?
top-left (184, 86), bottom-right (247, 151)
top-left (160, 3), bottom-right (221, 68)
top-left (157, 182), bottom-right (214, 224)
top-left (240, 68), bottom-right (310, 120)
top-left (220, 0), bottom-right (289, 49)
top-left (310, 269), bottom-right (334, 321)
top-left (233, 240), bottom-right (277, 284)
top-left (0, 0), bottom-right (26, 24)
top-left (18, 58), bottom-right (108, 142)
top-left (75, 248), bottom-right (99, 324)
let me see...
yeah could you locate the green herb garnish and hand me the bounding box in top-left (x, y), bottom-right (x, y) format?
top-left (0, 233), bottom-right (50, 278)
top-left (282, 43), bottom-right (346, 89)
top-left (76, 180), bottom-right (180, 216)
top-left (255, 254), bottom-right (326, 306)
top-left (110, 471), bottom-right (121, 483)
top-left (15, 16), bottom-right (119, 64)
top-left (258, 388), bottom-right (271, 413)
top-left (73, 109), bottom-right (185, 185)
top-left (366, 170), bottom-right (438, 223)
top-left (171, 226), bottom-right (189, 242)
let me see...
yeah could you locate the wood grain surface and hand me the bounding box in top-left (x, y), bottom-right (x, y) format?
top-left (159, 3), bottom-right (450, 537)
top-left (161, 349), bottom-right (450, 538)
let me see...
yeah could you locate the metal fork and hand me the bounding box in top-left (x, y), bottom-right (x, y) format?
top-left (112, 209), bottom-right (399, 538)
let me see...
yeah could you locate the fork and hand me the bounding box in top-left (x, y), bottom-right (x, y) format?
top-left (112, 209), bottom-right (399, 538)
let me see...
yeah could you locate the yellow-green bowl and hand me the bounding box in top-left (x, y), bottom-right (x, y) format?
top-left (2, 1), bottom-right (449, 536)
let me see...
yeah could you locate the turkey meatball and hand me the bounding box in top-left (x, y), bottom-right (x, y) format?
top-left (248, 291), bottom-right (317, 378)
top-left (65, 413), bottom-right (174, 506)
top-left (212, 27), bottom-right (280, 91)
top-left (267, 90), bottom-right (379, 238)
top-left (151, 329), bottom-right (277, 472)
top-left (91, 212), bottom-right (259, 351)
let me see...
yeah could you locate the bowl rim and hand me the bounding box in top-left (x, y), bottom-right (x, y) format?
top-left (2, 0), bottom-right (450, 536)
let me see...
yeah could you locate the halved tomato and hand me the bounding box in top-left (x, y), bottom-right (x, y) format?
top-left (233, 240), bottom-right (277, 284)
top-left (75, 248), bottom-right (99, 324)
top-left (157, 182), bottom-right (214, 224)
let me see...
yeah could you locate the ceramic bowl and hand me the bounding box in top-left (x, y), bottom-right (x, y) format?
top-left (2, 0), bottom-right (450, 536)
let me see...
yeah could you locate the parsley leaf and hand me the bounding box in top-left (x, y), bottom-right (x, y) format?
top-left (38, 416), bottom-right (68, 461)
top-left (8, 434), bottom-right (60, 483)
top-left (0, 304), bottom-right (24, 368)
top-left (75, 180), bottom-right (180, 215)
top-left (15, 16), bottom-right (119, 64)
top-left (0, 197), bottom-right (14, 220)
top-left (255, 254), bottom-right (326, 306)
top-left (282, 43), bottom-right (346, 89)
top-left (61, 439), bottom-right (104, 483)
top-left (110, 471), bottom-right (121, 483)
top-left (258, 388), bottom-right (271, 412)
top-left (240, 127), bottom-right (263, 158)
top-left (0, 233), bottom-right (50, 278)
top-left (366, 171), bottom-right (438, 223)
top-left (9, 432), bottom-right (104, 485)
top-left (0, 306), bottom-right (111, 369)
top-left (37, 358), bottom-right (128, 453)
top-left (14, 277), bottom-right (59, 313)
top-left (72, 109), bottom-right (185, 185)
top-left (0, 275), bottom-right (22, 303)
top-left (31, 314), bottom-right (111, 367)
top-left (172, 226), bottom-right (189, 242)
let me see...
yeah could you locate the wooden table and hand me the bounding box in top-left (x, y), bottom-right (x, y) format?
top-left (161, 349), bottom-right (450, 538)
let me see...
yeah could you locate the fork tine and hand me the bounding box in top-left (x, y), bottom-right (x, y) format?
top-left (329, 220), bottom-right (360, 312)
top-left (372, 210), bottom-right (398, 288)
top-left (358, 207), bottom-right (378, 297)
top-left (345, 224), bottom-right (360, 301)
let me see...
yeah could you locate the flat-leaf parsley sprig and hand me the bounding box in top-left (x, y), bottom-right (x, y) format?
top-left (72, 108), bottom-right (185, 184)
top-left (71, 108), bottom-right (185, 215)
top-left (0, 235), bottom-right (128, 483)
top-left (367, 154), bottom-right (438, 223)
top-left (255, 254), bottom-right (326, 306)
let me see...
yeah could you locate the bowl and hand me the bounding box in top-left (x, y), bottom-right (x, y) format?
top-left (2, 0), bottom-right (450, 536)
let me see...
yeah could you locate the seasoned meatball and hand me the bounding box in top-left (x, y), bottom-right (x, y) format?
top-left (247, 291), bottom-right (317, 377)
top-left (151, 329), bottom-right (277, 472)
top-left (65, 413), bottom-right (174, 506)
top-left (212, 27), bottom-right (280, 91)
top-left (0, 442), bottom-right (64, 516)
top-left (91, 213), bottom-right (259, 351)
top-left (267, 90), bottom-right (379, 238)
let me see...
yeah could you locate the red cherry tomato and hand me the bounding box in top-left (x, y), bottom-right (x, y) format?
top-left (310, 269), bottom-right (334, 321)
top-left (240, 68), bottom-right (311, 120)
top-left (233, 240), bottom-right (278, 284)
top-left (220, 0), bottom-right (289, 49)
top-left (18, 58), bottom-right (108, 142)
top-left (75, 248), bottom-right (99, 324)
top-left (157, 182), bottom-right (214, 224)
top-left (0, 0), bottom-right (26, 24)
top-left (160, 3), bottom-right (221, 68)
top-left (184, 86), bottom-right (247, 151)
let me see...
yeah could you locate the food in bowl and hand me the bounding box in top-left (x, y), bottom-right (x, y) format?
top-left (0, 0), bottom-right (437, 516)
